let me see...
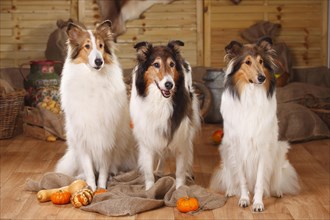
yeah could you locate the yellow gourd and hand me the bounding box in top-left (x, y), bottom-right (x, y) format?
top-left (37, 179), bottom-right (87, 202)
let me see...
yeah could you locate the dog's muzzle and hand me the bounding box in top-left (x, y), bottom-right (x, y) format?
top-left (257, 74), bottom-right (266, 84)
top-left (93, 58), bottom-right (103, 70)
top-left (155, 81), bottom-right (173, 98)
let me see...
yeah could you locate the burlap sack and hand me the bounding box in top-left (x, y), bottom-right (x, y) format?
top-left (22, 106), bottom-right (65, 140)
top-left (276, 82), bottom-right (330, 141)
top-left (278, 103), bottom-right (330, 142)
top-left (25, 171), bottom-right (227, 216)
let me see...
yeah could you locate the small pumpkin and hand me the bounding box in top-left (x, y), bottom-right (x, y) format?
top-left (176, 197), bottom-right (199, 213)
top-left (71, 186), bottom-right (94, 208)
top-left (94, 188), bottom-right (108, 195)
top-left (50, 190), bottom-right (71, 205)
top-left (212, 129), bottom-right (224, 145)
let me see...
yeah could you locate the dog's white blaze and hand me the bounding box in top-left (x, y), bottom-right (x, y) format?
top-left (87, 30), bottom-right (103, 68)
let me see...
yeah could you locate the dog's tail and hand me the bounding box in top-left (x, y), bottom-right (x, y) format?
top-left (273, 141), bottom-right (301, 196)
top-left (209, 165), bottom-right (223, 192)
top-left (55, 148), bottom-right (79, 176)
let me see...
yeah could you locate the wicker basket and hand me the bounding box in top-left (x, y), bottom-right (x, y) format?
top-left (0, 89), bottom-right (26, 139)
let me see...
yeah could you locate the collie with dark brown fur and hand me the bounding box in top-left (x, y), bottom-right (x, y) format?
top-left (129, 40), bottom-right (201, 190)
top-left (210, 37), bottom-right (300, 212)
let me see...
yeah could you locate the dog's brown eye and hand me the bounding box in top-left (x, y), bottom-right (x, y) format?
top-left (259, 59), bottom-right (263, 64)
top-left (85, 44), bottom-right (90, 49)
top-left (153, 63), bottom-right (160, 68)
top-left (245, 60), bottom-right (251, 65)
top-left (169, 62), bottom-right (175, 68)
top-left (99, 44), bottom-right (103, 48)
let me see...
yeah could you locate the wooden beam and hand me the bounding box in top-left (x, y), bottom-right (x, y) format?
top-left (70, 0), bottom-right (79, 20)
top-left (321, 0), bottom-right (328, 66)
top-left (196, 0), bottom-right (204, 66)
top-left (203, 0), bottom-right (211, 67)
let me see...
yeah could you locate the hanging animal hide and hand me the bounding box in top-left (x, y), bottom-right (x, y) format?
top-left (97, 0), bottom-right (175, 39)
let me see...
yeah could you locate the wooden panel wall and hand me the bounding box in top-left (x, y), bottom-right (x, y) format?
top-left (0, 0), bottom-right (328, 70)
top-left (0, 0), bottom-right (201, 70)
top-left (204, 0), bottom-right (329, 68)
top-left (0, 0), bottom-right (73, 68)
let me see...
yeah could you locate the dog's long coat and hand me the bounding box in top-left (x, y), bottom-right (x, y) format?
top-left (130, 41), bottom-right (200, 190)
top-left (55, 20), bottom-right (136, 190)
top-left (210, 37), bottom-right (300, 212)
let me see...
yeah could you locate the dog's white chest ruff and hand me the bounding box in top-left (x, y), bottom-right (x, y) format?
top-left (221, 86), bottom-right (278, 143)
top-left (130, 77), bottom-right (174, 150)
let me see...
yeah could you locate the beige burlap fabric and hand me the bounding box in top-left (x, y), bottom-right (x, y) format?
top-left (25, 170), bottom-right (226, 216)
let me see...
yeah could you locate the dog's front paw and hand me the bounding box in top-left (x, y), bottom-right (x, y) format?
top-left (145, 181), bottom-right (154, 191)
top-left (271, 190), bottom-right (283, 198)
top-left (238, 198), bottom-right (250, 208)
top-left (253, 202), bottom-right (264, 212)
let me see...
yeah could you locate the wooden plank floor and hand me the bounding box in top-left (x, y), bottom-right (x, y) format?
top-left (0, 123), bottom-right (329, 219)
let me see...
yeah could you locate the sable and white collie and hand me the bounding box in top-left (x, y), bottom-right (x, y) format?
top-left (130, 40), bottom-right (201, 190)
top-left (210, 37), bottom-right (300, 212)
top-left (55, 20), bottom-right (136, 191)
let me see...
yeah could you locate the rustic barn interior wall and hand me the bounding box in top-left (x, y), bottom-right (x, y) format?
top-left (0, 0), bottom-right (328, 70)
top-left (0, 0), bottom-right (73, 68)
top-left (0, 0), bottom-right (201, 70)
top-left (204, 0), bottom-right (329, 68)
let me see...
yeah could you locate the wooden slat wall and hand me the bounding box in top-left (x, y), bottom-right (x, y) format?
top-left (204, 0), bottom-right (329, 68)
top-left (0, 0), bottom-right (73, 68)
top-left (119, 0), bottom-right (200, 68)
top-left (0, 0), bottom-right (328, 69)
top-left (0, 0), bottom-right (200, 70)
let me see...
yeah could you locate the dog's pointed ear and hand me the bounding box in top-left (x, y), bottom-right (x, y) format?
top-left (256, 36), bottom-right (273, 51)
top-left (224, 41), bottom-right (243, 62)
top-left (134, 41), bottom-right (152, 62)
top-left (96, 20), bottom-right (113, 40)
top-left (167, 40), bottom-right (184, 48)
top-left (66, 22), bottom-right (85, 41)
top-left (225, 41), bottom-right (243, 56)
top-left (167, 40), bottom-right (184, 53)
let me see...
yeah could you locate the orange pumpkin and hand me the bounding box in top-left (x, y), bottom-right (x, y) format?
top-left (176, 197), bottom-right (199, 213)
top-left (71, 186), bottom-right (94, 208)
top-left (50, 190), bottom-right (71, 205)
top-left (212, 129), bottom-right (224, 145)
top-left (94, 188), bottom-right (108, 195)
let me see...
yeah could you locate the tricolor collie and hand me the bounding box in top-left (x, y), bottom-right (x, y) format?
top-left (210, 37), bottom-right (300, 212)
top-left (130, 40), bottom-right (201, 190)
top-left (55, 20), bottom-right (136, 191)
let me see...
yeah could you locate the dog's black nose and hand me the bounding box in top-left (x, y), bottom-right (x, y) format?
top-left (258, 75), bottom-right (266, 83)
top-left (165, 81), bottom-right (173, 90)
top-left (95, 58), bottom-right (103, 67)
